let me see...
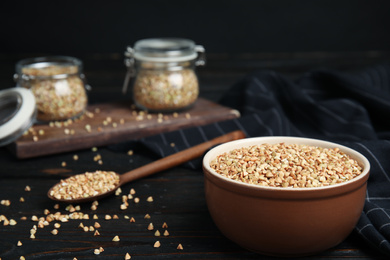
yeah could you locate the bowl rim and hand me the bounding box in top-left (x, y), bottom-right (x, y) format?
top-left (203, 136), bottom-right (370, 193)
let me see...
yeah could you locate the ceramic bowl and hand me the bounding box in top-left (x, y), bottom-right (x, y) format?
top-left (202, 136), bottom-right (370, 257)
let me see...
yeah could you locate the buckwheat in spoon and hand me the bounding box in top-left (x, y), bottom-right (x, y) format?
top-left (48, 130), bottom-right (245, 204)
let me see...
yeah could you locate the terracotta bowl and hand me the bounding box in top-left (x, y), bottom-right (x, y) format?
top-left (202, 136), bottom-right (370, 257)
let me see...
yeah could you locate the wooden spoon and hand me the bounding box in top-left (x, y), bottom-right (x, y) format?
top-left (47, 130), bottom-right (245, 204)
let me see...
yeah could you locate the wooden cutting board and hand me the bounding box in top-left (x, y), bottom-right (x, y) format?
top-left (8, 98), bottom-right (240, 159)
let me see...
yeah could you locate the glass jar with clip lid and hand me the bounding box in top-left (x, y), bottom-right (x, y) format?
top-left (123, 38), bottom-right (206, 112)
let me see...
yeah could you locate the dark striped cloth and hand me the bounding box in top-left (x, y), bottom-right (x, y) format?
top-left (138, 62), bottom-right (390, 256)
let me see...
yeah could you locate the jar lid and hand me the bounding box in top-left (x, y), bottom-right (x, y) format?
top-left (133, 38), bottom-right (199, 62)
top-left (0, 88), bottom-right (36, 146)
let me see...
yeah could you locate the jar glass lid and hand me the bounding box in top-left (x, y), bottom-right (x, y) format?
top-left (133, 38), bottom-right (198, 62)
top-left (0, 88), bottom-right (36, 146)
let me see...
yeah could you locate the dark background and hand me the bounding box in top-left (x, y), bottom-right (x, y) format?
top-left (1, 0), bottom-right (390, 103)
top-left (1, 0), bottom-right (390, 55)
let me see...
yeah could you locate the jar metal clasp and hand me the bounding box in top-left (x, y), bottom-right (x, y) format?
top-left (13, 73), bottom-right (33, 87)
top-left (122, 46), bottom-right (135, 94)
top-left (194, 45), bottom-right (206, 66)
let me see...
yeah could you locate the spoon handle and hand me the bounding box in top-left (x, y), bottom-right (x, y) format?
top-left (119, 130), bottom-right (245, 184)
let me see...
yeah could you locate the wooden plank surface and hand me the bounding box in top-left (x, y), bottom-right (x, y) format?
top-left (9, 98), bottom-right (240, 159)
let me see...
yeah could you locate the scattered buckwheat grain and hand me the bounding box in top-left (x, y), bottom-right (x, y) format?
top-left (147, 223), bottom-right (154, 230)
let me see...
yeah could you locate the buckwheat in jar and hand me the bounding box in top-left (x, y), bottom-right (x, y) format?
top-left (14, 56), bottom-right (89, 122)
top-left (123, 38), bottom-right (205, 112)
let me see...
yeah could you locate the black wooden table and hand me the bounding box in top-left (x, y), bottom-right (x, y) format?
top-left (1, 52), bottom-right (389, 259)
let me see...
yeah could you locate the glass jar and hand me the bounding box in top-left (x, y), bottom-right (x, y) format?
top-left (123, 38), bottom-right (205, 112)
top-left (14, 56), bottom-right (89, 122)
